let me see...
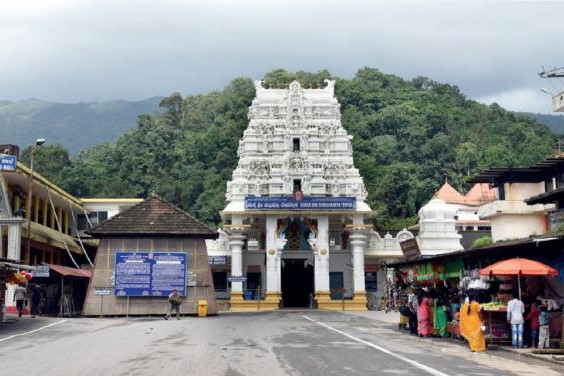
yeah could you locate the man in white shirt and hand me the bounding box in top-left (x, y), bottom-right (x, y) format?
top-left (507, 291), bottom-right (525, 348)
top-left (13, 284), bottom-right (27, 318)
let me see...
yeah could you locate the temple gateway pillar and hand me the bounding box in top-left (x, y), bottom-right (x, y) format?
top-left (349, 227), bottom-right (368, 310)
top-left (265, 216), bottom-right (283, 305)
top-left (313, 216), bottom-right (330, 305)
top-left (227, 228), bottom-right (246, 305)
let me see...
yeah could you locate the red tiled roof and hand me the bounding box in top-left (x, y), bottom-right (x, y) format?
top-left (86, 196), bottom-right (217, 238)
top-left (434, 182), bottom-right (466, 204)
top-left (465, 183), bottom-right (496, 205)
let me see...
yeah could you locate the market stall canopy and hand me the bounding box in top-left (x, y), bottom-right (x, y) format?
top-left (479, 257), bottom-right (559, 277)
top-left (48, 264), bottom-right (92, 278)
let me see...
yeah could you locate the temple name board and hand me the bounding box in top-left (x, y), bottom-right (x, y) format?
top-left (114, 252), bottom-right (187, 297)
top-left (0, 155), bottom-right (17, 171)
top-left (245, 196), bottom-right (356, 210)
top-left (208, 256), bottom-right (230, 265)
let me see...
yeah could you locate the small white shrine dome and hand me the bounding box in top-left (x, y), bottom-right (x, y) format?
top-left (418, 198), bottom-right (456, 220)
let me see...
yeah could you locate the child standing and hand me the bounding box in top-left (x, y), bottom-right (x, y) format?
top-left (538, 304), bottom-right (550, 349)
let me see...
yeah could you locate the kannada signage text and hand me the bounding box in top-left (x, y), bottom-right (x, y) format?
top-left (245, 196), bottom-right (356, 211)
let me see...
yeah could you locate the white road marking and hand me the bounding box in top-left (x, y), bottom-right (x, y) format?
top-left (303, 315), bottom-right (450, 376)
top-left (0, 320), bottom-right (67, 342)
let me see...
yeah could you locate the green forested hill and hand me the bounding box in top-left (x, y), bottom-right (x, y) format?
top-left (0, 97), bottom-right (162, 154)
top-left (22, 68), bottom-right (556, 229)
top-left (521, 112), bottom-right (564, 135)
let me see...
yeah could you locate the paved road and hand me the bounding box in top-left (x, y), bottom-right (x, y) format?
top-left (1, 311), bottom-right (563, 375)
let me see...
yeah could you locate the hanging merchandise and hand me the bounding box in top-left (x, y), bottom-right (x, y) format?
top-left (467, 276), bottom-right (490, 290)
top-left (445, 259), bottom-right (464, 279)
top-left (417, 263), bottom-right (435, 281)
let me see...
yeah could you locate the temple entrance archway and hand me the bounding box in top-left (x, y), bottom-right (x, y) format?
top-left (281, 259), bottom-right (314, 308)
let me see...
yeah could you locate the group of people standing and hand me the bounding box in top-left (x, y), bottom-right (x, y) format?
top-left (404, 286), bottom-right (450, 338)
top-left (400, 287), bottom-right (551, 352)
top-left (402, 289), bottom-right (487, 352)
top-left (435, 289), bottom-right (550, 352)
top-left (506, 292), bottom-right (550, 349)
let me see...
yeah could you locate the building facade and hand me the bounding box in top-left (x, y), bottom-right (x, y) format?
top-left (217, 80), bottom-right (398, 311)
top-left (83, 196), bottom-right (218, 316)
top-left (1, 151), bottom-right (141, 316)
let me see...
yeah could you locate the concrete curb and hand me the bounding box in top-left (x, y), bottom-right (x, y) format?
top-left (522, 351), bottom-right (564, 366)
top-left (348, 311), bottom-right (564, 367)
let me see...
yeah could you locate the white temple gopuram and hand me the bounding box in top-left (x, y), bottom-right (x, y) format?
top-left (212, 80), bottom-right (419, 311)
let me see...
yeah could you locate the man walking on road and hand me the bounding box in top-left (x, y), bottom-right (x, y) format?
top-left (31, 284), bottom-right (44, 318)
top-left (165, 289), bottom-right (182, 320)
top-left (14, 284), bottom-right (27, 318)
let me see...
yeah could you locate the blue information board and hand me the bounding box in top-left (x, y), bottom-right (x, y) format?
top-left (0, 155), bottom-right (17, 171)
top-left (245, 196), bottom-right (356, 210)
top-left (114, 252), bottom-right (187, 297)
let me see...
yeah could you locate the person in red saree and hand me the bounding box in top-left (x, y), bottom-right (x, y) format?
top-left (460, 293), bottom-right (486, 351)
top-left (417, 292), bottom-right (432, 337)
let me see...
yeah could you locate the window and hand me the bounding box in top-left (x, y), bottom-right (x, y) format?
top-left (212, 271), bottom-right (228, 291)
top-left (365, 272), bottom-right (377, 292)
top-left (77, 211), bottom-right (109, 230)
top-left (293, 179), bottom-right (301, 192)
top-left (77, 214), bottom-right (89, 230)
top-left (330, 272), bottom-right (344, 299)
top-left (293, 138), bottom-right (300, 152)
top-left (498, 185), bottom-right (505, 200)
top-left (557, 173), bottom-right (564, 189)
top-left (98, 211), bottom-right (108, 222)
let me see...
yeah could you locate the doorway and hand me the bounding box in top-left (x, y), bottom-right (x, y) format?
top-left (281, 259), bottom-right (314, 308)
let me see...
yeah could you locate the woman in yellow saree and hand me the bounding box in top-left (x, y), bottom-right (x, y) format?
top-left (460, 294), bottom-right (486, 351)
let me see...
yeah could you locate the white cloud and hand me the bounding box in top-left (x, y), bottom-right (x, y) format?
top-left (476, 87), bottom-right (555, 114)
top-left (0, 1), bottom-right (562, 106)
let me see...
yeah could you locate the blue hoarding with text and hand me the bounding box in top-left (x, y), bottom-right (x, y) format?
top-left (114, 252), bottom-right (187, 297)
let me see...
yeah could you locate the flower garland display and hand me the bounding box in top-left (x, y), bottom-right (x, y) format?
top-left (5, 270), bottom-right (33, 285)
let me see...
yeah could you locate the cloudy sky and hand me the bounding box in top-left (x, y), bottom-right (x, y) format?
top-left (1, 0), bottom-right (562, 113)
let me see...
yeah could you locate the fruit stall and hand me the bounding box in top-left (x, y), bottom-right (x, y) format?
top-left (481, 302), bottom-right (511, 344)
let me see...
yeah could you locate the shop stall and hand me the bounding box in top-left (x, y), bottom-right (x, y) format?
top-left (480, 257), bottom-right (560, 347)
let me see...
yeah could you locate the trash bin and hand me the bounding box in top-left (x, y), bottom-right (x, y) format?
top-left (197, 300), bottom-right (208, 317)
top-left (243, 290), bottom-right (253, 300)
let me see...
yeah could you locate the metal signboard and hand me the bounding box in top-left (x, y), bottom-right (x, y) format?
top-left (0, 155), bottom-right (17, 172)
top-left (93, 288), bottom-right (112, 296)
top-left (399, 239), bottom-right (421, 261)
top-left (114, 252), bottom-right (187, 297)
top-left (32, 264), bottom-right (50, 278)
top-left (208, 256), bottom-right (230, 265)
top-left (228, 275), bottom-right (247, 282)
top-left (245, 196), bottom-right (356, 211)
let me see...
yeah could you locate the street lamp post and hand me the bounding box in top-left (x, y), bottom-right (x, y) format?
top-left (25, 138), bottom-right (45, 264)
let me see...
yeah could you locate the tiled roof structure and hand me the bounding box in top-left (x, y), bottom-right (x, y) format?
top-left (434, 182), bottom-right (495, 206)
top-left (465, 183), bottom-right (496, 206)
top-left (86, 195), bottom-right (217, 237)
top-left (434, 181), bottom-right (466, 204)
